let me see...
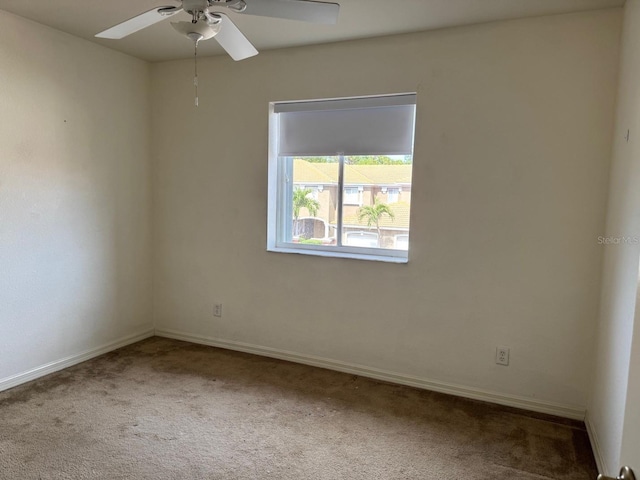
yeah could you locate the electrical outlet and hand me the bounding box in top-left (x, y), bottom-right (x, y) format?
top-left (213, 303), bottom-right (223, 318)
top-left (496, 346), bottom-right (510, 366)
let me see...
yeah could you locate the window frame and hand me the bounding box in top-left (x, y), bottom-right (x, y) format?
top-left (267, 94), bottom-right (416, 264)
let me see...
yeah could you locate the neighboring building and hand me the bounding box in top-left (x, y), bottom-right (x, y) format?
top-left (293, 159), bottom-right (412, 249)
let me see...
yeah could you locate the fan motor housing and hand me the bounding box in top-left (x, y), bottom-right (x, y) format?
top-left (183, 0), bottom-right (210, 17)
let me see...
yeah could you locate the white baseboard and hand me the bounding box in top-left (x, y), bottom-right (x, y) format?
top-left (155, 328), bottom-right (586, 421)
top-left (0, 328), bottom-right (155, 393)
top-left (585, 412), bottom-right (607, 475)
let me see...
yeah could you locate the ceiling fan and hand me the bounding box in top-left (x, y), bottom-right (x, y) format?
top-left (95, 0), bottom-right (341, 61)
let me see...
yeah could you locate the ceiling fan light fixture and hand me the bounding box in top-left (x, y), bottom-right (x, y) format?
top-left (171, 19), bottom-right (221, 42)
top-left (187, 32), bottom-right (204, 43)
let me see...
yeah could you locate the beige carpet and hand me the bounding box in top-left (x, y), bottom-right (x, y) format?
top-left (0, 337), bottom-right (597, 479)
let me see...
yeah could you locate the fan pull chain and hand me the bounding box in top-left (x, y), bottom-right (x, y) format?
top-left (194, 41), bottom-right (199, 107)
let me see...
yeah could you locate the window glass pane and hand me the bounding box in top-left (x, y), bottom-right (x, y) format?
top-left (291, 157), bottom-right (339, 246)
top-left (341, 155), bottom-right (412, 250)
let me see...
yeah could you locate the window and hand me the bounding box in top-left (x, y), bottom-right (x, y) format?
top-left (298, 185), bottom-right (321, 201)
top-left (343, 187), bottom-right (362, 205)
top-left (387, 188), bottom-right (400, 203)
top-left (267, 94), bottom-right (416, 262)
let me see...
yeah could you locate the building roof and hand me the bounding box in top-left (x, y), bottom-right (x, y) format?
top-left (293, 159), bottom-right (412, 186)
top-left (293, 159), bottom-right (335, 183)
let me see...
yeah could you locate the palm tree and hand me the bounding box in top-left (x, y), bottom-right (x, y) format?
top-left (293, 188), bottom-right (320, 238)
top-left (357, 199), bottom-right (395, 247)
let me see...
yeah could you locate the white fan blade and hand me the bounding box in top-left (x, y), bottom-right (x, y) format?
top-left (241, 0), bottom-right (339, 25)
top-left (213, 14), bottom-right (258, 61)
top-left (96, 6), bottom-right (182, 39)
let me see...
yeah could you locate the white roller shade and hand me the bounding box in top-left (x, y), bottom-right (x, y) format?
top-left (274, 94), bottom-right (416, 157)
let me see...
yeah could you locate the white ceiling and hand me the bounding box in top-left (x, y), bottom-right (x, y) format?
top-left (0, 0), bottom-right (624, 62)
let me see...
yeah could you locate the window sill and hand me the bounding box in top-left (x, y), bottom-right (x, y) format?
top-left (267, 246), bottom-right (408, 264)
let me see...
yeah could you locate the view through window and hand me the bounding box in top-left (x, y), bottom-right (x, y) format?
top-left (291, 156), bottom-right (412, 251)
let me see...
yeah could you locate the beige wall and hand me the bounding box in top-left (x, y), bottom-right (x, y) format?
top-left (0, 4), bottom-right (633, 463)
top-left (151, 9), bottom-right (620, 415)
top-left (0, 11), bottom-right (153, 381)
top-left (588, 0), bottom-right (640, 475)
top-left (150, 9), bottom-right (621, 415)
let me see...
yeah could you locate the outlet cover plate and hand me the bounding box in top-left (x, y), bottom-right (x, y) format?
top-left (496, 346), bottom-right (510, 366)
